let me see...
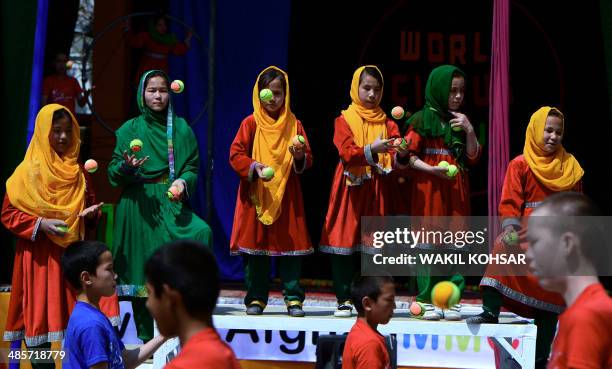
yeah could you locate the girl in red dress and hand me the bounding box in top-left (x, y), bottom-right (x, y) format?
top-left (229, 66), bottom-right (313, 317)
top-left (320, 65), bottom-right (408, 317)
top-left (2, 104), bottom-right (118, 362)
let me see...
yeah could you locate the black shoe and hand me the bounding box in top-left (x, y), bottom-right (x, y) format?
top-left (287, 304), bottom-right (306, 317)
top-left (466, 311), bottom-right (499, 324)
top-left (246, 301), bottom-right (265, 315)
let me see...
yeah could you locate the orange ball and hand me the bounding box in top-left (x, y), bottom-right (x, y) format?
top-left (410, 302), bottom-right (425, 317)
top-left (391, 106), bottom-right (405, 120)
top-left (431, 281), bottom-right (461, 309)
top-left (84, 159), bottom-right (98, 173)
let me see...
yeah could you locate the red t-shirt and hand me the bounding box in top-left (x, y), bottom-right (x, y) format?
top-left (42, 75), bottom-right (82, 115)
top-left (547, 283), bottom-right (612, 369)
top-left (164, 328), bottom-right (242, 369)
top-left (342, 319), bottom-right (390, 369)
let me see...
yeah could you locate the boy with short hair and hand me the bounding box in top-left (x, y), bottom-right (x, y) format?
top-left (144, 240), bottom-right (241, 369)
top-left (62, 240), bottom-right (166, 369)
top-left (342, 275), bottom-right (396, 369)
top-left (526, 192), bottom-right (612, 369)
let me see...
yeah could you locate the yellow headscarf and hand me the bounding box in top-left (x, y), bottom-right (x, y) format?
top-left (250, 66), bottom-right (297, 225)
top-left (6, 104), bottom-right (86, 247)
top-left (523, 106), bottom-right (584, 191)
top-left (341, 65), bottom-right (392, 185)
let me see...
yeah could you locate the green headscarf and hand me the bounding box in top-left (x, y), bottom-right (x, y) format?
top-left (404, 65), bottom-right (466, 162)
top-left (148, 17), bottom-right (177, 46)
top-left (110, 70), bottom-right (199, 192)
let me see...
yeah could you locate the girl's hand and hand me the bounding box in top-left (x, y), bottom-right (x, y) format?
top-left (449, 111), bottom-right (474, 133)
top-left (288, 144), bottom-right (305, 160)
top-left (430, 165), bottom-right (454, 181)
top-left (392, 138), bottom-right (411, 157)
top-left (41, 219), bottom-right (69, 236)
top-left (123, 150), bottom-right (149, 168)
top-left (169, 180), bottom-right (186, 201)
top-left (78, 202), bottom-right (104, 219)
top-left (371, 135), bottom-right (395, 154)
top-left (254, 163), bottom-right (272, 182)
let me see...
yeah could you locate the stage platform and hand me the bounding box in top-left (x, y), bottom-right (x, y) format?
top-left (153, 304), bottom-right (537, 369)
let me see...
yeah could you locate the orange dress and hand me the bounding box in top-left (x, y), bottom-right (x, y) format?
top-left (1, 169), bottom-right (119, 345)
top-left (320, 116), bottom-right (401, 254)
top-left (229, 115), bottom-right (313, 256)
top-left (404, 128), bottom-right (480, 218)
top-left (481, 155), bottom-right (581, 315)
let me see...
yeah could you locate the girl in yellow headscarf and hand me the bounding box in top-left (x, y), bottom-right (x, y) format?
top-left (320, 66), bottom-right (408, 317)
top-left (472, 106), bottom-right (583, 367)
top-left (229, 66), bottom-right (313, 317)
top-left (1, 104), bottom-right (118, 349)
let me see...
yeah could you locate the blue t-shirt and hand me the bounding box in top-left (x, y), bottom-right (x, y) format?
top-left (63, 302), bottom-right (125, 369)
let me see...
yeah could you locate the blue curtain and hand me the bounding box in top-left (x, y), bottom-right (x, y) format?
top-left (26, 0), bottom-right (48, 144)
top-left (169, 1), bottom-right (291, 280)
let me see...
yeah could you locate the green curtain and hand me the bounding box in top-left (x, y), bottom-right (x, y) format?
top-left (0, 1), bottom-right (37, 283)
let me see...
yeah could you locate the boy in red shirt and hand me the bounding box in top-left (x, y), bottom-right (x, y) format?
top-left (526, 192), bottom-right (612, 369)
top-left (42, 52), bottom-right (89, 115)
top-left (342, 275), bottom-right (396, 369)
top-left (144, 240), bottom-right (241, 369)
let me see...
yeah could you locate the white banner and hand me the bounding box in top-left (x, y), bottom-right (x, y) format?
top-left (154, 327), bottom-right (525, 369)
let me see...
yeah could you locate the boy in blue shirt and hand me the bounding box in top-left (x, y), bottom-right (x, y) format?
top-left (62, 240), bottom-right (167, 369)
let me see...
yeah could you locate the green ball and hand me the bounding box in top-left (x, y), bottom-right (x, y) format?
top-left (259, 88), bottom-right (273, 102)
top-left (452, 125), bottom-right (463, 132)
top-left (438, 160), bottom-right (449, 169)
top-left (446, 164), bottom-right (458, 177)
top-left (262, 167), bottom-right (274, 179)
top-left (57, 225), bottom-right (68, 233)
top-left (503, 231), bottom-right (519, 246)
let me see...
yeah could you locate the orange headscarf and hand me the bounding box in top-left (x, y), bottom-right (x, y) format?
top-left (342, 66), bottom-right (392, 185)
top-left (250, 66), bottom-right (297, 225)
top-left (523, 106), bottom-right (583, 191)
top-left (6, 104), bottom-right (86, 247)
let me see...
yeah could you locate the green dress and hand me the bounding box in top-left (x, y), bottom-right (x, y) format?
top-left (108, 70), bottom-right (212, 299)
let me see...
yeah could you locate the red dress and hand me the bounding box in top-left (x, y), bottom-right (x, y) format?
top-left (1, 169), bottom-right (119, 345)
top-left (129, 32), bottom-right (189, 79)
top-left (320, 116), bottom-right (400, 254)
top-left (481, 155), bottom-right (582, 315)
top-left (229, 115), bottom-right (313, 256)
top-left (404, 128), bottom-right (481, 217)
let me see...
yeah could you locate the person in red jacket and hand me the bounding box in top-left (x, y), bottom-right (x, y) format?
top-left (145, 240), bottom-right (242, 369)
top-left (42, 52), bottom-right (90, 115)
top-left (526, 192), bottom-right (612, 369)
top-left (125, 14), bottom-right (192, 80)
top-left (342, 275), bottom-right (396, 369)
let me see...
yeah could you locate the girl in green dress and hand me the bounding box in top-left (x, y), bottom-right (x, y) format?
top-left (108, 70), bottom-right (212, 341)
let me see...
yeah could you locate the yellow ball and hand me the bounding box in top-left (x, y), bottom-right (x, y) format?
top-left (431, 281), bottom-right (461, 309)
